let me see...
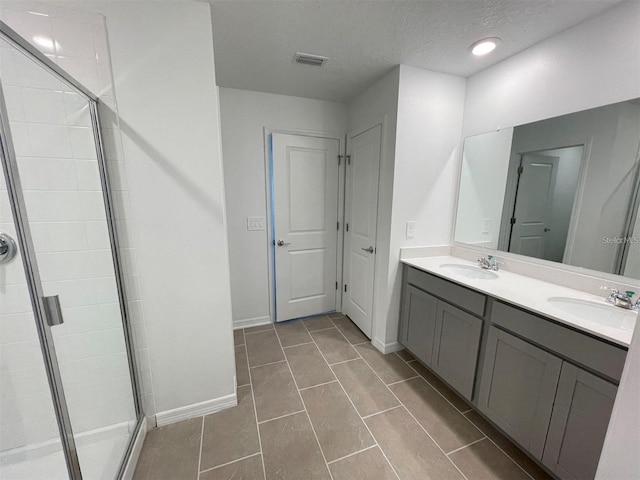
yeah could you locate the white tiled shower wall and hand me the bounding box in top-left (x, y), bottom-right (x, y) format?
top-left (0, 1), bottom-right (154, 451)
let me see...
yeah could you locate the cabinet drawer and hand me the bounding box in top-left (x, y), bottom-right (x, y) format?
top-left (491, 301), bottom-right (627, 382)
top-left (407, 267), bottom-right (486, 317)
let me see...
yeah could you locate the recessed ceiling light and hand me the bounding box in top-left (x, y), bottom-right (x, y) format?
top-left (470, 37), bottom-right (501, 56)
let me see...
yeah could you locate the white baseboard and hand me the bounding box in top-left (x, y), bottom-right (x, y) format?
top-left (233, 316), bottom-right (272, 329)
top-left (155, 393), bottom-right (237, 427)
top-left (121, 417), bottom-right (147, 480)
top-left (372, 337), bottom-right (403, 354)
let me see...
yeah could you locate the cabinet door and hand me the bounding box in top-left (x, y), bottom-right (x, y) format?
top-left (399, 285), bottom-right (438, 365)
top-left (478, 327), bottom-right (562, 459)
top-left (431, 302), bottom-right (482, 400)
top-left (542, 363), bottom-right (617, 480)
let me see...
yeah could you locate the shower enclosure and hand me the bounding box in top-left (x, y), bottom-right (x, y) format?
top-left (0, 21), bottom-right (142, 480)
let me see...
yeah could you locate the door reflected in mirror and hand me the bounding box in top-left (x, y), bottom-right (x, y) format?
top-left (454, 99), bottom-right (640, 279)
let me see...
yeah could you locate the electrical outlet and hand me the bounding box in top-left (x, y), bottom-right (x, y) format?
top-left (406, 221), bottom-right (415, 238)
top-left (247, 216), bottom-right (265, 231)
top-left (482, 218), bottom-right (491, 234)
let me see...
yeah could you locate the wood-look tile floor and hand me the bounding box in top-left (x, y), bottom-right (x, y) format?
top-left (133, 314), bottom-right (554, 480)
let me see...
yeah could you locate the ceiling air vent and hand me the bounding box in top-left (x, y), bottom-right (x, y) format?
top-left (293, 52), bottom-right (328, 67)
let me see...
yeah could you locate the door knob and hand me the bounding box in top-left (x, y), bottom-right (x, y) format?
top-left (544, 227), bottom-right (551, 232)
top-left (276, 240), bottom-right (291, 246)
top-left (361, 246), bottom-right (374, 253)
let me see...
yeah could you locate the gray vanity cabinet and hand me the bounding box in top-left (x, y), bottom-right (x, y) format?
top-left (399, 284), bottom-right (438, 364)
top-left (431, 302), bottom-right (483, 399)
top-left (478, 326), bottom-right (562, 460)
top-left (399, 267), bottom-right (486, 401)
top-left (542, 363), bottom-right (617, 480)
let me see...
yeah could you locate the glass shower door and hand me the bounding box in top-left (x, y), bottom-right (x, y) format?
top-left (0, 176), bottom-right (70, 480)
top-left (0, 30), bottom-right (138, 480)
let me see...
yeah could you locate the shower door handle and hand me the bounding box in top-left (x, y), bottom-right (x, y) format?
top-left (43, 295), bottom-right (64, 327)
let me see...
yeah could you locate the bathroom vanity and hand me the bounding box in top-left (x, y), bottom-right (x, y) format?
top-left (398, 257), bottom-right (635, 480)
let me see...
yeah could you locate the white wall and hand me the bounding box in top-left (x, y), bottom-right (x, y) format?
top-left (347, 67), bottom-right (400, 350)
top-left (463, 0), bottom-right (640, 137)
top-left (219, 88), bottom-right (347, 327)
top-left (455, 128), bottom-right (513, 248)
top-left (89, 1), bottom-right (236, 416)
top-left (347, 65), bottom-right (466, 350)
top-left (383, 65), bottom-right (466, 347)
top-left (462, 1), bottom-right (640, 474)
top-left (596, 321), bottom-right (640, 480)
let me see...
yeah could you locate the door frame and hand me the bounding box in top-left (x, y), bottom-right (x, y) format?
top-left (263, 127), bottom-right (346, 323)
top-left (342, 119), bottom-right (385, 342)
top-left (498, 142), bottom-right (591, 263)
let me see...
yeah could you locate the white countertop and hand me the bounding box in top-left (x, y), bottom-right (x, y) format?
top-left (402, 256), bottom-right (637, 347)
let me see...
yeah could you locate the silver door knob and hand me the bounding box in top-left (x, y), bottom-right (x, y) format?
top-left (361, 246), bottom-right (374, 253)
top-left (276, 240), bottom-right (291, 246)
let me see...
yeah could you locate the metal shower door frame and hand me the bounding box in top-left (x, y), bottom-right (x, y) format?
top-left (0, 20), bottom-right (143, 480)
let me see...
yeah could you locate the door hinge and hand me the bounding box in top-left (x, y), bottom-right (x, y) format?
top-left (344, 284), bottom-right (347, 292)
top-left (346, 223), bottom-right (349, 232)
top-left (346, 155), bottom-right (351, 165)
top-left (338, 154), bottom-right (343, 165)
top-left (517, 166), bottom-right (524, 175)
top-left (336, 281), bottom-right (338, 290)
top-left (510, 217), bottom-right (516, 225)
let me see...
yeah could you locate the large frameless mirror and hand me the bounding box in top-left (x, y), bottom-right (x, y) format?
top-left (454, 99), bottom-right (640, 280)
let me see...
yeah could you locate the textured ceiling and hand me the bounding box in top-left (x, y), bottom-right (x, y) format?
top-left (210, 0), bottom-right (623, 103)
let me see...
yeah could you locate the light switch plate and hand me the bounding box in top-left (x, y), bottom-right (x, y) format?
top-left (482, 218), bottom-right (491, 234)
top-left (247, 216), bottom-right (265, 231)
top-left (406, 221), bottom-right (415, 238)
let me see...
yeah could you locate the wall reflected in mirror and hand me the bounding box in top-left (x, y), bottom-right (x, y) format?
top-left (454, 99), bottom-right (640, 279)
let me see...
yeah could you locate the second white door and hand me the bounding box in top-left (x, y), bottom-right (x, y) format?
top-left (509, 153), bottom-right (560, 259)
top-left (342, 125), bottom-right (381, 338)
top-left (272, 133), bottom-right (340, 322)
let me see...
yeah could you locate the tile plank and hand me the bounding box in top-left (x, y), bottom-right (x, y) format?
top-left (285, 343), bottom-right (336, 389)
top-left (251, 361), bottom-right (303, 422)
top-left (301, 382), bottom-right (374, 462)
top-left (365, 407), bottom-right (464, 480)
top-left (260, 412), bottom-right (331, 480)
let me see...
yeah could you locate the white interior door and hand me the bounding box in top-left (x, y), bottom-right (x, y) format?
top-left (509, 153), bottom-right (559, 259)
top-left (343, 125), bottom-right (381, 338)
top-left (272, 133), bottom-right (340, 322)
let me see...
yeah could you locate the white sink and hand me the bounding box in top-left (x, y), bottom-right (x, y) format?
top-left (547, 297), bottom-right (637, 330)
top-left (439, 264), bottom-right (498, 280)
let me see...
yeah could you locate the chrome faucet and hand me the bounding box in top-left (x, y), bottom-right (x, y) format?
top-left (601, 287), bottom-right (639, 310)
top-left (477, 255), bottom-right (502, 271)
